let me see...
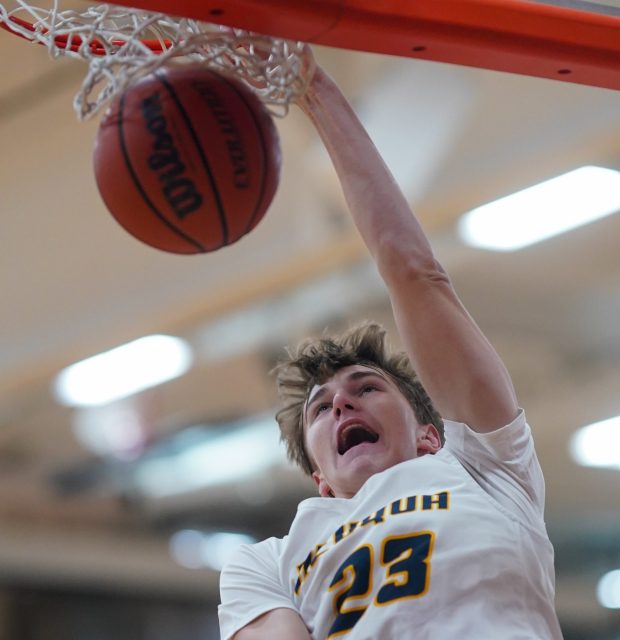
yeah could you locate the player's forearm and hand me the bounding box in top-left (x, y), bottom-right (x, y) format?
top-left (296, 66), bottom-right (439, 283)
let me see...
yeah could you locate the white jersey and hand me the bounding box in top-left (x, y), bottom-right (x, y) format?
top-left (218, 410), bottom-right (563, 639)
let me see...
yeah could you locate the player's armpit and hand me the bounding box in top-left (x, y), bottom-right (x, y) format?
top-left (232, 607), bottom-right (312, 640)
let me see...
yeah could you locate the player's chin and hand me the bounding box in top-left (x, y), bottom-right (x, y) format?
top-left (338, 443), bottom-right (393, 478)
top-left (338, 460), bottom-right (390, 497)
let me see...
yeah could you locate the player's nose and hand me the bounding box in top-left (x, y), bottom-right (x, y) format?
top-left (333, 390), bottom-right (355, 416)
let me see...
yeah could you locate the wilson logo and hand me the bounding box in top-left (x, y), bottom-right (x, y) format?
top-left (140, 91), bottom-right (203, 219)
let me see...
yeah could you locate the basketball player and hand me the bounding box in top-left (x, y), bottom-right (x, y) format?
top-left (218, 52), bottom-right (564, 639)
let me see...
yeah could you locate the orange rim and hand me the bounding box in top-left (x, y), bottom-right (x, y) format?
top-left (112, 0), bottom-right (620, 91)
top-left (2, 0), bottom-right (619, 90)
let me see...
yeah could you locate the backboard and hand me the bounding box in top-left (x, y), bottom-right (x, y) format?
top-left (109, 0), bottom-right (620, 91)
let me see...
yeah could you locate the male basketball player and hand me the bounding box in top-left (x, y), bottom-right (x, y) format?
top-left (218, 53), bottom-right (563, 639)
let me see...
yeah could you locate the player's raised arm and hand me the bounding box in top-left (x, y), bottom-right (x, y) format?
top-left (296, 63), bottom-right (518, 432)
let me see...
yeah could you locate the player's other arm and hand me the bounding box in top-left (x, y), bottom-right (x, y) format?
top-left (232, 608), bottom-right (312, 640)
top-left (297, 63), bottom-right (518, 432)
top-left (220, 540), bottom-right (311, 640)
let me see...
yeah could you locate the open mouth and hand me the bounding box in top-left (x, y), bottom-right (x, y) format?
top-left (337, 424), bottom-right (379, 455)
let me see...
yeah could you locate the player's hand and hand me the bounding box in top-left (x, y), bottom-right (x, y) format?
top-left (229, 36), bottom-right (314, 100)
top-left (297, 42), bottom-right (317, 88)
top-left (295, 50), bottom-right (334, 115)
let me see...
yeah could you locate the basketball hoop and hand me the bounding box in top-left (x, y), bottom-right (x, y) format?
top-left (0, 1), bottom-right (311, 119)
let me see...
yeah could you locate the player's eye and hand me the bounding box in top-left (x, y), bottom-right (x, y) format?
top-left (360, 384), bottom-right (377, 394)
top-left (316, 402), bottom-right (331, 415)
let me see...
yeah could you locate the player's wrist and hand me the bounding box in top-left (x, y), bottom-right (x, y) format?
top-left (295, 65), bottom-right (341, 119)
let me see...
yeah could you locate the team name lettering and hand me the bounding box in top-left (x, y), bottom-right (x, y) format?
top-left (140, 92), bottom-right (204, 219)
top-left (191, 81), bottom-right (251, 189)
top-left (422, 492), bottom-right (449, 510)
top-left (390, 496), bottom-right (418, 514)
top-left (361, 507), bottom-right (386, 527)
top-left (294, 543), bottom-right (326, 595)
top-left (294, 491), bottom-right (450, 596)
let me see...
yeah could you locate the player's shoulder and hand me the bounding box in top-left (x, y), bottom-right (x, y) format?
top-left (220, 536), bottom-right (285, 579)
top-left (443, 408), bottom-right (533, 458)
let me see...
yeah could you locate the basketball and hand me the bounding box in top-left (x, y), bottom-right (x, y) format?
top-left (93, 64), bottom-right (282, 254)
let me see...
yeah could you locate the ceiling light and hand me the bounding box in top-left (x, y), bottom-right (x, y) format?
top-left (53, 335), bottom-right (193, 407)
top-left (597, 570), bottom-right (620, 609)
top-left (569, 416), bottom-right (620, 469)
top-left (458, 166), bottom-right (620, 251)
top-left (169, 529), bottom-right (256, 571)
top-left (134, 415), bottom-right (288, 497)
top-left (72, 400), bottom-right (148, 460)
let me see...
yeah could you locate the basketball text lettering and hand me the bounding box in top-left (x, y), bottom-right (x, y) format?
top-left (191, 81), bottom-right (251, 188)
top-left (140, 91), bottom-right (204, 219)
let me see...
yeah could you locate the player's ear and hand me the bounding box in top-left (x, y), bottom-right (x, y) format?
top-left (312, 471), bottom-right (334, 497)
top-left (416, 423), bottom-right (442, 456)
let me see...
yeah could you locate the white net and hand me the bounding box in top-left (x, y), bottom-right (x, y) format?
top-left (0, 1), bottom-right (310, 119)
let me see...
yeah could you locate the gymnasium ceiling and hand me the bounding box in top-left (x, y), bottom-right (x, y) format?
top-left (2, 1), bottom-right (620, 637)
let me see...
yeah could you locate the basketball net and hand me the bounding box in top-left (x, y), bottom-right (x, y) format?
top-left (0, 1), bottom-right (311, 119)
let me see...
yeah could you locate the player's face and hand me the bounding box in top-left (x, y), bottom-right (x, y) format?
top-left (303, 364), bottom-right (441, 499)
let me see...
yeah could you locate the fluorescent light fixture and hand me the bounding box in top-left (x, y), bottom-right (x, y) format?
top-left (459, 166), bottom-right (620, 251)
top-left (569, 416), bottom-right (620, 469)
top-left (134, 416), bottom-right (288, 497)
top-left (169, 529), bottom-right (256, 571)
top-left (54, 335), bottom-right (193, 407)
top-left (72, 400), bottom-right (147, 459)
top-left (597, 569), bottom-right (620, 609)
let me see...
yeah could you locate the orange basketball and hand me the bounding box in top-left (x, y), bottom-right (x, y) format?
top-left (93, 64), bottom-right (281, 254)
